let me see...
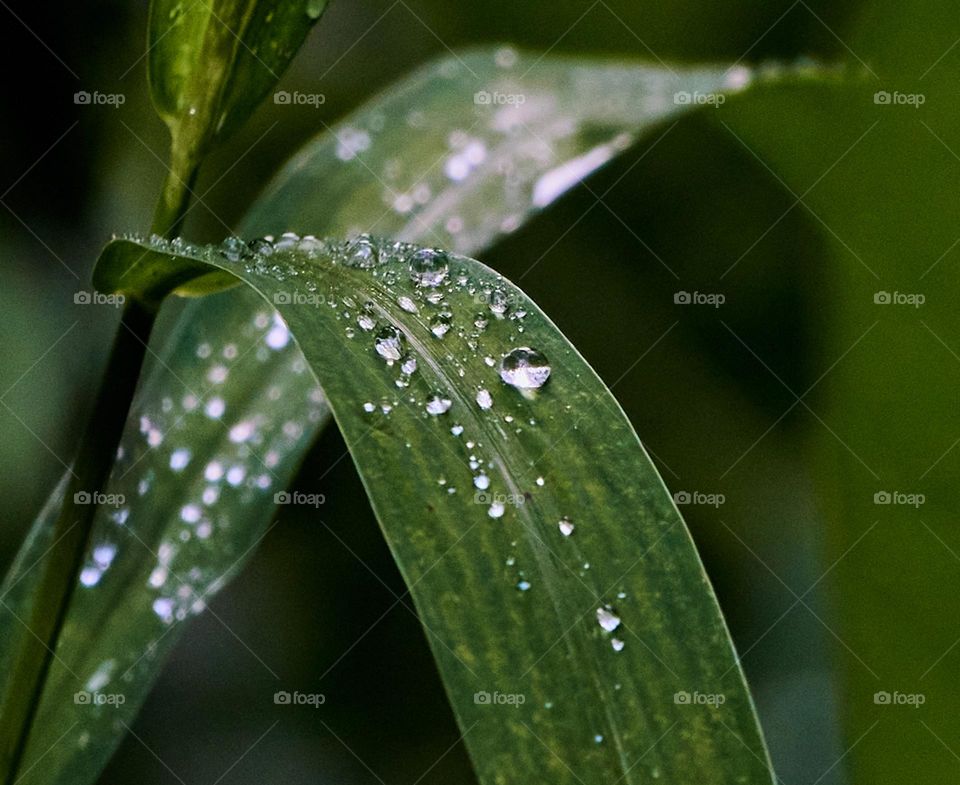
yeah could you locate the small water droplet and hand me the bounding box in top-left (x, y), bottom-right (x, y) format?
top-left (476, 388), bottom-right (493, 409)
top-left (400, 355), bottom-right (418, 375)
top-left (611, 638), bottom-right (625, 652)
top-left (430, 312), bottom-right (453, 338)
top-left (488, 501), bottom-right (505, 518)
top-left (425, 393), bottom-right (452, 415)
top-left (517, 579), bottom-right (531, 591)
top-left (374, 325), bottom-right (405, 362)
top-left (597, 606), bottom-right (621, 632)
top-left (558, 517), bottom-right (575, 536)
top-left (397, 295), bottom-right (419, 313)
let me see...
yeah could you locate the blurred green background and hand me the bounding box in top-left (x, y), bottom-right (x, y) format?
top-left (2, 0), bottom-right (955, 782)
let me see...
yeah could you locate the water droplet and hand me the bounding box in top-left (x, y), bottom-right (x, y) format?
top-left (474, 473), bottom-right (490, 490)
top-left (345, 235), bottom-right (379, 267)
top-left (594, 734), bottom-right (604, 744)
top-left (363, 402), bottom-right (376, 413)
top-left (218, 236), bottom-right (246, 262)
top-left (430, 312), bottom-right (453, 338)
top-left (558, 517), bottom-right (575, 536)
top-left (408, 248), bottom-right (449, 287)
top-left (397, 295), bottom-right (419, 313)
top-left (596, 606), bottom-right (621, 632)
top-left (476, 388), bottom-right (493, 409)
top-left (451, 424), bottom-right (464, 436)
top-left (611, 638), bottom-right (625, 652)
top-left (425, 393), bottom-right (452, 415)
top-left (488, 289), bottom-right (510, 317)
top-left (169, 449), bottom-right (191, 471)
top-left (517, 579), bottom-right (531, 591)
top-left (499, 348), bottom-right (551, 390)
top-left (488, 501), bottom-right (505, 518)
top-left (536, 477), bottom-right (545, 487)
top-left (400, 355), bottom-right (418, 375)
top-left (374, 325), bottom-right (405, 362)
top-left (205, 397), bottom-right (226, 419)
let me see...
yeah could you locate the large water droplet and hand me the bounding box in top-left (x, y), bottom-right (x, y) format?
top-left (558, 517), bottom-right (575, 537)
top-left (499, 348), bottom-right (551, 390)
top-left (408, 248), bottom-right (449, 287)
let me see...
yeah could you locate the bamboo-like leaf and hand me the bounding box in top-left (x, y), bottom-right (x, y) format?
top-left (1, 49), bottom-right (783, 785)
top-left (93, 233), bottom-right (775, 784)
top-left (148, 0), bottom-right (328, 169)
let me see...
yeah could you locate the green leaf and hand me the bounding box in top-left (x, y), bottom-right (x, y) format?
top-left (245, 47), bottom-right (764, 248)
top-left (2, 48), bottom-right (786, 784)
top-left (148, 0), bottom-right (328, 169)
top-left (94, 233), bottom-right (775, 784)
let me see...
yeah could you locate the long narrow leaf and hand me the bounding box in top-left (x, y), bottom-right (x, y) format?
top-left (93, 233), bottom-right (775, 785)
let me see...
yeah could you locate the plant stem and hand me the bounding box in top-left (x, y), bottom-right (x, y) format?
top-left (151, 147), bottom-right (199, 238)
top-left (0, 153), bottom-right (195, 785)
top-left (0, 299), bottom-right (156, 785)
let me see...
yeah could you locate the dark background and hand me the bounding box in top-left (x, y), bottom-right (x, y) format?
top-left (0, 1), bottom-right (867, 782)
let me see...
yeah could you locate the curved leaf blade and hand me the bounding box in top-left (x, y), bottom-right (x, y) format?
top-left (95, 234), bottom-right (775, 785)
